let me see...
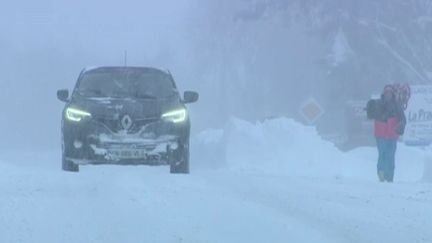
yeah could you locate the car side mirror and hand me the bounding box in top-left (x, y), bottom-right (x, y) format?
top-left (57, 89), bottom-right (69, 102)
top-left (183, 91), bottom-right (199, 104)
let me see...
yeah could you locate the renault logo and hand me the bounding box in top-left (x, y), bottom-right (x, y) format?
top-left (121, 115), bottom-right (133, 130)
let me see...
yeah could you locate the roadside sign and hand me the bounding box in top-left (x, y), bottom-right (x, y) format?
top-left (404, 85), bottom-right (432, 146)
top-left (343, 100), bottom-right (375, 149)
top-left (346, 100), bottom-right (368, 118)
top-left (300, 98), bottom-right (324, 125)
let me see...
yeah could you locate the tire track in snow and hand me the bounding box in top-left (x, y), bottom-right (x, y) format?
top-left (201, 170), bottom-right (432, 243)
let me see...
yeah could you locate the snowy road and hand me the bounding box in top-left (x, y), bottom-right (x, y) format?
top-left (0, 150), bottom-right (431, 243)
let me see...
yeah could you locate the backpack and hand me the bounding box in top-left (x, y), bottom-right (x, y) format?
top-left (387, 84), bottom-right (411, 110)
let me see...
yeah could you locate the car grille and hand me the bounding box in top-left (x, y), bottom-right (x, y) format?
top-left (94, 117), bottom-right (160, 134)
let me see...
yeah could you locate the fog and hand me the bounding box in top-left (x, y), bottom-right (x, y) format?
top-left (2, 0), bottom-right (432, 149)
top-left (0, 0), bottom-right (195, 149)
top-left (1, 1), bottom-right (432, 242)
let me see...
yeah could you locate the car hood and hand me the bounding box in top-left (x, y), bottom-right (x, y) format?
top-left (69, 96), bottom-right (183, 119)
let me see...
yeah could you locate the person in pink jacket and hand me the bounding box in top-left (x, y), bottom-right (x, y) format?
top-left (374, 85), bottom-right (406, 182)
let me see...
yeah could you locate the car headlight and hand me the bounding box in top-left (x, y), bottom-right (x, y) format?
top-left (66, 107), bottom-right (92, 122)
top-left (162, 108), bottom-right (187, 123)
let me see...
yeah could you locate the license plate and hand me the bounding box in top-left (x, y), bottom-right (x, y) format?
top-left (107, 149), bottom-right (147, 159)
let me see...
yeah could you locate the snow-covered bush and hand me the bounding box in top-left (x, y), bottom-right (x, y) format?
top-left (423, 150), bottom-right (432, 183)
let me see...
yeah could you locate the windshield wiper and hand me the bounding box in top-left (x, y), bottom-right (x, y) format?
top-left (131, 89), bottom-right (158, 99)
top-left (77, 89), bottom-right (106, 97)
top-left (134, 93), bottom-right (158, 99)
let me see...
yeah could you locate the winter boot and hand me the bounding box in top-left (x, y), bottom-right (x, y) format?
top-left (378, 170), bottom-right (386, 182)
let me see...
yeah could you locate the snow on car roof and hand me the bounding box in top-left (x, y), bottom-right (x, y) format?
top-left (83, 66), bottom-right (169, 74)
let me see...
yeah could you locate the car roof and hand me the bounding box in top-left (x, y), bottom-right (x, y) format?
top-left (82, 66), bottom-right (169, 75)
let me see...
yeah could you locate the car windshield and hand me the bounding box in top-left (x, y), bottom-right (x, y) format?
top-left (76, 68), bottom-right (177, 99)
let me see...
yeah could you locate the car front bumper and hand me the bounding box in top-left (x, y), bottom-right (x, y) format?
top-left (62, 117), bottom-right (189, 165)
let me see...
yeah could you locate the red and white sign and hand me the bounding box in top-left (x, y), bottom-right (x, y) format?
top-left (300, 98), bottom-right (325, 125)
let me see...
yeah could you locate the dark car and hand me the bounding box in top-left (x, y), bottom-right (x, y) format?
top-left (57, 66), bottom-right (199, 174)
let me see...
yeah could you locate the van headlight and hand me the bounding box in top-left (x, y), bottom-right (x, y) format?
top-left (162, 108), bottom-right (187, 123)
top-left (66, 107), bottom-right (92, 122)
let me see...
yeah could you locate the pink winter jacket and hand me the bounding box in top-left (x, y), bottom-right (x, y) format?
top-left (374, 99), bottom-right (406, 140)
top-left (374, 117), bottom-right (401, 140)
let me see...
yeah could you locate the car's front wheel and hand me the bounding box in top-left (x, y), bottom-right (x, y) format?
top-left (62, 155), bottom-right (79, 172)
top-left (170, 143), bottom-right (190, 174)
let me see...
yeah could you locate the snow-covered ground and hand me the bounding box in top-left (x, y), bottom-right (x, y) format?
top-left (1, 118), bottom-right (431, 243)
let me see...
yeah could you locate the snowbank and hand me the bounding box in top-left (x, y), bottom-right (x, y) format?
top-left (223, 118), bottom-right (348, 178)
top-left (422, 148), bottom-right (432, 183)
top-left (191, 129), bottom-right (225, 169)
top-left (193, 117), bottom-right (426, 182)
top-left (423, 159), bottom-right (432, 183)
